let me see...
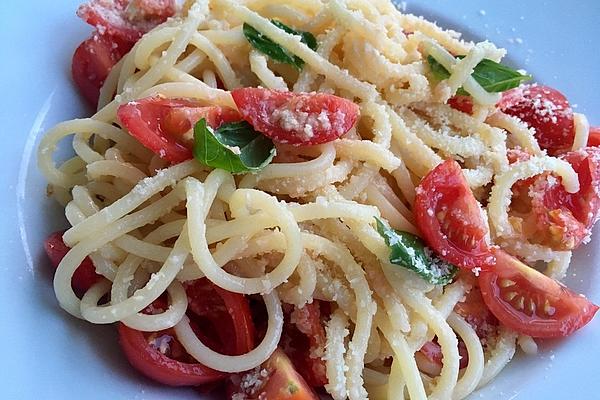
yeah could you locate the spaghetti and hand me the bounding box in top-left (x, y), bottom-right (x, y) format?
top-left (38, 1), bottom-right (599, 399)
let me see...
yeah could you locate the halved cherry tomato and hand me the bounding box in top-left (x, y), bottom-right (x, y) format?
top-left (119, 280), bottom-right (256, 386)
top-left (231, 88), bottom-right (360, 145)
top-left (448, 95), bottom-right (474, 115)
top-left (512, 147), bottom-right (600, 250)
top-left (117, 96), bottom-right (242, 163)
top-left (72, 32), bottom-right (129, 107)
top-left (560, 147), bottom-right (600, 227)
top-left (43, 230), bottom-right (101, 295)
top-left (479, 248), bottom-right (598, 338)
top-left (185, 278), bottom-right (256, 356)
top-left (229, 349), bottom-right (319, 400)
top-left (118, 323), bottom-right (227, 386)
top-left (587, 127), bottom-right (600, 147)
top-left (73, 1), bottom-right (176, 106)
top-left (77, 0), bottom-right (175, 44)
top-left (499, 84), bottom-right (574, 155)
top-left (414, 160), bottom-right (494, 270)
top-left (282, 302), bottom-right (328, 387)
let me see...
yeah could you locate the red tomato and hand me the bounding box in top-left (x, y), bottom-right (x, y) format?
top-left (229, 349), bottom-right (319, 400)
top-left (43, 231), bottom-right (101, 295)
top-left (479, 249), bottom-right (598, 338)
top-left (118, 323), bottom-right (227, 386)
top-left (506, 148), bottom-right (532, 164)
top-left (77, 0), bottom-right (175, 44)
top-left (117, 96), bottom-right (242, 163)
top-left (499, 84), bottom-right (575, 155)
top-left (587, 127), bottom-right (600, 147)
top-left (282, 302), bottom-right (328, 387)
top-left (560, 147), bottom-right (600, 227)
top-left (231, 88), bottom-right (360, 145)
top-left (414, 160), bottom-right (494, 270)
top-left (448, 95), bottom-right (474, 115)
top-left (416, 339), bottom-right (468, 376)
top-left (185, 279), bottom-right (256, 356)
top-left (72, 32), bottom-right (129, 108)
top-left (517, 147), bottom-right (600, 250)
top-left (454, 284), bottom-right (499, 340)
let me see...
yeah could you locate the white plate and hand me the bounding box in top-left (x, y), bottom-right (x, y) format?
top-left (2, 1), bottom-right (598, 398)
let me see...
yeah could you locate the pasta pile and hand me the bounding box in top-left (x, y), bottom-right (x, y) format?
top-left (38, 0), bottom-right (590, 399)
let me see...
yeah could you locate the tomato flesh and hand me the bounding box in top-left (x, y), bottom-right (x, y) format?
top-left (416, 339), bottom-right (468, 377)
top-left (117, 96), bottom-right (242, 163)
top-left (231, 88), bottom-right (360, 145)
top-left (229, 349), bottom-right (319, 400)
top-left (77, 0), bottom-right (175, 44)
top-left (511, 147), bottom-right (600, 250)
top-left (185, 279), bottom-right (256, 356)
top-left (43, 231), bottom-right (101, 295)
top-left (499, 84), bottom-right (574, 155)
top-left (479, 249), bottom-right (598, 338)
top-left (282, 302), bottom-right (328, 387)
top-left (448, 95), bottom-right (474, 115)
top-left (414, 160), bottom-right (494, 270)
top-left (454, 279), bottom-right (499, 340)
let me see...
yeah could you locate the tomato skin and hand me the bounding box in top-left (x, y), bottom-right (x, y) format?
top-left (118, 323), bottom-right (227, 386)
top-left (117, 96), bottom-right (241, 163)
top-left (72, 32), bottom-right (129, 108)
top-left (229, 349), bottom-right (319, 400)
top-left (587, 127), bottom-right (600, 147)
top-left (119, 280), bottom-right (256, 387)
top-left (479, 249), bottom-right (598, 338)
top-left (43, 231), bottom-right (101, 294)
top-left (231, 88), bottom-right (360, 145)
top-left (185, 279), bottom-right (256, 356)
top-left (414, 160), bottom-right (494, 270)
top-left (499, 84), bottom-right (574, 155)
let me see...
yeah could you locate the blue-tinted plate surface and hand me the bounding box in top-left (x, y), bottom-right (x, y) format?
top-left (1, 1), bottom-right (598, 398)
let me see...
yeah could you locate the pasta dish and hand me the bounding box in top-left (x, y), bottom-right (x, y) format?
top-left (38, 0), bottom-right (599, 399)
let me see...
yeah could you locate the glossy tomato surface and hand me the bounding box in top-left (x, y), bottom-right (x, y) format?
top-left (414, 160), bottom-right (494, 269)
top-left (479, 249), bottom-right (598, 338)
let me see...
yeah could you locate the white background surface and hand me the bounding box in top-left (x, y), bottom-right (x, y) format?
top-left (1, 1), bottom-right (599, 398)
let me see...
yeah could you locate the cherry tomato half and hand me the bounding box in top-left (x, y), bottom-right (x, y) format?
top-left (479, 249), bottom-right (598, 338)
top-left (43, 230), bottom-right (101, 295)
top-left (231, 88), bottom-right (360, 146)
top-left (499, 84), bottom-right (574, 155)
top-left (117, 96), bottom-right (241, 163)
top-left (414, 160), bottom-right (494, 270)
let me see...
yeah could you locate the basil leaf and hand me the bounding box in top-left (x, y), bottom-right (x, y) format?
top-left (427, 55), bottom-right (532, 95)
top-left (193, 119), bottom-right (276, 174)
top-left (375, 217), bottom-right (457, 285)
top-left (243, 20), bottom-right (318, 70)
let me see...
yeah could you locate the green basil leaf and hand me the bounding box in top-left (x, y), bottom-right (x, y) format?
top-left (427, 55), bottom-right (532, 95)
top-left (193, 119), bottom-right (276, 174)
top-left (375, 217), bottom-right (457, 285)
top-left (243, 20), bottom-right (317, 70)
